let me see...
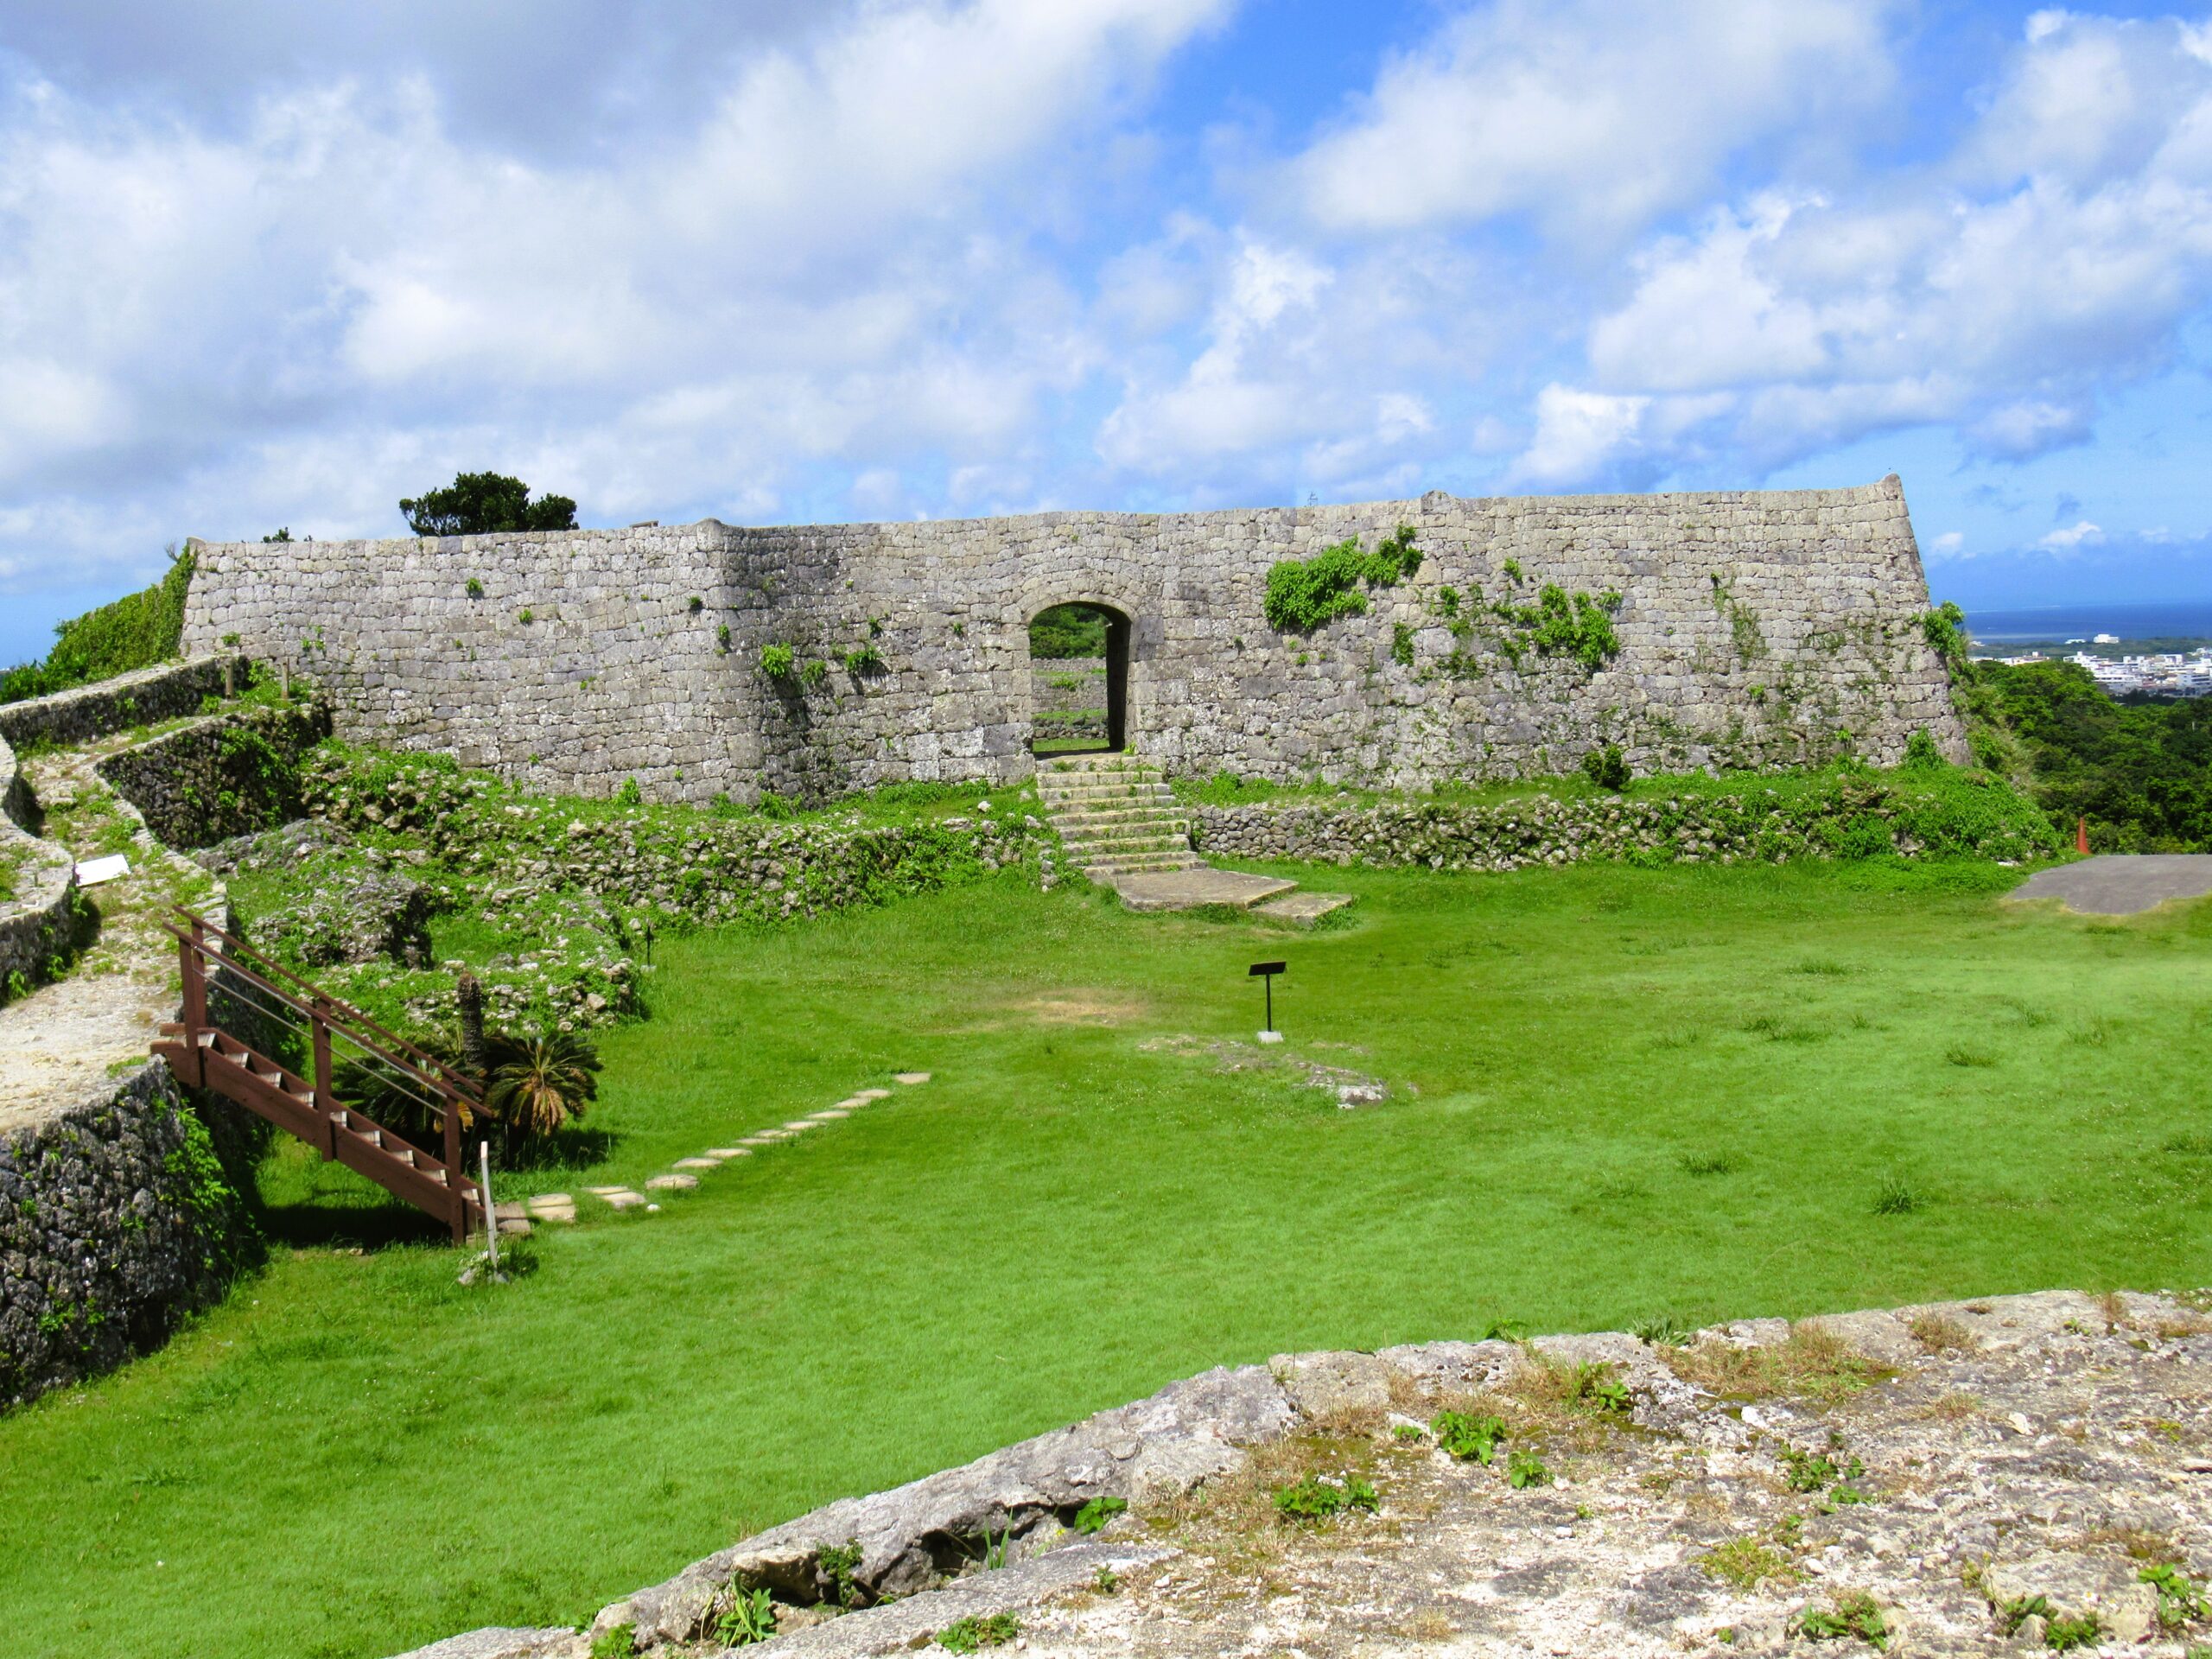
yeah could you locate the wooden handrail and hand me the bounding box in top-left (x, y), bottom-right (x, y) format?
top-left (162, 907), bottom-right (486, 1243)
top-left (165, 908), bottom-right (484, 1109)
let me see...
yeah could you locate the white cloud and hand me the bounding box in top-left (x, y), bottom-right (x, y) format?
top-left (1930, 531), bottom-right (1966, 556)
top-left (1510, 386), bottom-right (1650, 487)
top-left (1512, 11), bottom-right (2212, 485)
top-left (2039, 519), bottom-right (2105, 550)
top-left (0, 0), bottom-right (1230, 595)
top-left (1292, 0), bottom-right (1896, 243)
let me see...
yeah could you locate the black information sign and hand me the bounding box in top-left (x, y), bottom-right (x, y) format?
top-left (1249, 960), bottom-right (1286, 1033)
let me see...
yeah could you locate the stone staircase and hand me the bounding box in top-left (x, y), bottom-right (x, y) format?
top-left (1034, 753), bottom-right (1204, 878)
top-left (1035, 753), bottom-right (1354, 924)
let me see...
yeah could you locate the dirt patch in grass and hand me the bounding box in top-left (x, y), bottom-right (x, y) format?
top-left (1662, 1326), bottom-right (1897, 1406)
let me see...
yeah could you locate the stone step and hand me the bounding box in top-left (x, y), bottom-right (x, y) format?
top-left (1252, 891), bottom-right (1358, 926)
top-left (1037, 782), bottom-right (1173, 804)
top-left (1083, 855), bottom-right (1206, 876)
top-left (1062, 834), bottom-right (1192, 857)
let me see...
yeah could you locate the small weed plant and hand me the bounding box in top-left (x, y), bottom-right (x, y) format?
top-left (1564, 1361), bottom-right (1632, 1414)
top-left (760, 642), bottom-right (796, 679)
top-left (1700, 1535), bottom-right (1798, 1590)
top-left (1505, 1450), bottom-right (1552, 1489)
top-left (1274, 1472), bottom-right (1379, 1522)
top-left (1072, 1496), bottom-right (1127, 1535)
top-left (934, 1612), bottom-right (1020, 1653)
top-left (1430, 1409), bottom-right (1507, 1465)
top-left (1872, 1174), bottom-right (1921, 1216)
top-left (2144, 1563), bottom-right (2209, 1626)
top-left (1777, 1442), bottom-right (1866, 1495)
top-left (1796, 1591), bottom-right (1890, 1649)
top-left (590, 1626), bottom-right (637, 1659)
top-left (817, 1538), bottom-right (865, 1607)
top-left (714, 1587), bottom-right (778, 1647)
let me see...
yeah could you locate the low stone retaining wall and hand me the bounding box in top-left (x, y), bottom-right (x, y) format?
top-left (302, 749), bottom-right (1052, 930)
top-left (0, 654), bottom-right (245, 753)
top-left (1191, 772), bottom-right (2059, 871)
top-left (96, 701), bottom-right (333, 850)
top-left (0, 729), bottom-right (79, 1005)
top-left (0, 1059), bottom-right (258, 1408)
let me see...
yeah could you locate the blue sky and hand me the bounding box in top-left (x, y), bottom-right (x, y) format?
top-left (3, 0), bottom-right (2211, 663)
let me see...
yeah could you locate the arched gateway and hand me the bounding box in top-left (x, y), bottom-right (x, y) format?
top-left (1026, 601), bottom-right (1130, 756)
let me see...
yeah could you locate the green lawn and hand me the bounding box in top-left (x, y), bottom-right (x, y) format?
top-left (4, 857), bottom-right (2210, 1659)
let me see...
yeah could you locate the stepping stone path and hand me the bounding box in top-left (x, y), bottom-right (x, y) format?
top-left (569, 1071), bottom-right (936, 1217)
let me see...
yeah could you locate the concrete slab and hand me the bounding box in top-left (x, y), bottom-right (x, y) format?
top-left (672, 1157), bottom-right (720, 1171)
top-left (809, 1109), bottom-right (850, 1121)
top-left (854, 1088), bottom-right (893, 1100)
top-left (644, 1173), bottom-right (698, 1191)
top-left (703, 1147), bottom-right (751, 1159)
top-left (2006, 855), bottom-right (2212, 915)
top-left (1254, 891), bottom-right (1357, 926)
top-left (1109, 867), bottom-right (1298, 912)
top-left (893, 1071), bottom-right (931, 1085)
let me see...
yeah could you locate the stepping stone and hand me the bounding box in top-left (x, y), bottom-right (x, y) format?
top-left (645, 1173), bottom-right (698, 1191)
top-left (594, 1189), bottom-right (646, 1211)
top-left (739, 1135), bottom-right (779, 1146)
top-left (1253, 891), bottom-right (1357, 927)
top-left (704, 1147), bottom-right (752, 1160)
top-left (781, 1120), bottom-right (819, 1131)
top-left (584, 1185), bottom-right (629, 1196)
top-left (493, 1201), bottom-right (531, 1223)
top-left (525, 1194), bottom-right (577, 1223)
top-left (893, 1072), bottom-right (931, 1085)
top-left (809, 1109), bottom-right (850, 1121)
top-left (854, 1089), bottom-right (893, 1101)
top-left (833, 1096), bottom-right (870, 1110)
top-left (674, 1157), bottom-right (721, 1171)
top-left (497, 1217), bottom-right (533, 1236)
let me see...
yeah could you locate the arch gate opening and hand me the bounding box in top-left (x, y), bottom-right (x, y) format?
top-left (1027, 601), bottom-right (1129, 755)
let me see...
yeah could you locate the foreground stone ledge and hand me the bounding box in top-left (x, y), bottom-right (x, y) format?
top-left (398, 1287), bottom-right (2212, 1658)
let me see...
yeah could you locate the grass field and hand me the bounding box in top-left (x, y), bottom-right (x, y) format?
top-left (3, 855), bottom-right (2210, 1658)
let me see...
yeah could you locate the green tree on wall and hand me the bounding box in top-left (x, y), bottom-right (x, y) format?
top-left (400, 473), bottom-right (579, 537)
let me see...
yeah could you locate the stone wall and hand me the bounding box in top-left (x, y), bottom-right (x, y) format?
top-left (0, 1060), bottom-right (257, 1408)
top-left (0, 654), bottom-right (245, 753)
top-left (1190, 775), bottom-right (2059, 873)
top-left (183, 479), bottom-right (1961, 806)
top-left (0, 728), bottom-right (79, 1004)
top-left (95, 701), bottom-right (334, 850)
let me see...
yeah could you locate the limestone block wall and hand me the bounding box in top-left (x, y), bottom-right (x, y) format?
top-left (0, 1061), bottom-right (257, 1408)
top-left (184, 479), bottom-right (1962, 805)
top-left (0, 655), bottom-right (245, 753)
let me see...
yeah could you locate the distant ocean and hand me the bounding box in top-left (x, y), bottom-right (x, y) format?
top-left (1964, 601), bottom-right (2212, 644)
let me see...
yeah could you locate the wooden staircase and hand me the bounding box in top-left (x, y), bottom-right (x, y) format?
top-left (1034, 753), bottom-right (1204, 878)
top-left (154, 911), bottom-right (486, 1243)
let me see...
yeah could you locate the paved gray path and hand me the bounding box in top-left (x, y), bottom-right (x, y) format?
top-left (2006, 853), bottom-right (2212, 914)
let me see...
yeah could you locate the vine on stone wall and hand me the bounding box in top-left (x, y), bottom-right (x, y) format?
top-left (1425, 575), bottom-right (1624, 677)
top-left (1263, 524), bottom-right (1422, 633)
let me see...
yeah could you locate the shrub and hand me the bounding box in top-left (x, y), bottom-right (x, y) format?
top-left (845, 644), bottom-right (884, 673)
top-left (1902, 728), bottom-right (1944, 769)
top-left (2, 545), bottom-right (195, 703)
top-left (800, 659), bottom-right (830, 689)
top-left (614, 777), bottom-right (642, 807)
top-left (1029, 604), bottom-right (1108, 658)
top-left (465, 577), bottom-right (484, 598)
top-left (400, 472), bottom-right (577, 537)
top-left (760, 643), bottom-right (796, 679)
top-left (1581, 744), bottom-right (1629, 790)
top-left (1391, 622), bottom-right (1415, 667)
top-left (1262, 524), bottom-right (1421, 633)
top-left (484, 1030), bottom-right (602, 1139)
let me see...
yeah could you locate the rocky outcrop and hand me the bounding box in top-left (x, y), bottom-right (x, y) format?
top-left (395, 1287), bottom-right (2212, 1659)
top-left (199, 822), bottom-right (434, 969)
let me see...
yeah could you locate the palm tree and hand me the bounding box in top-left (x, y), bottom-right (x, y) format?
top-left (484, 1030), bottom-right (601, 1140)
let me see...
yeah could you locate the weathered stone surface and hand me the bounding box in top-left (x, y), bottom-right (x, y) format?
top-left (94, 701), bottom-right (330, 850)
top-left (0, 655), bottom-right (245, 753)
top-left (185, 480), bottom-right (1963, 808)
top-left (407, 1291), bottom-right (2212, 1659)
top-left (387, 1626), bottom-right (586, 1659)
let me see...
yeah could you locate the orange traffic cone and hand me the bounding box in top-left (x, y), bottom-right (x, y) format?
top-left (2076, 817), bottom-right (2090, 856)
